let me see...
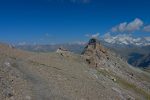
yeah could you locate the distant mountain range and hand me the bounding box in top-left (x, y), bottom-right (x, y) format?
top-left (103, 34), bottom-right (150, 46)
top-left (15, 43), bottom-right (85, 54)
top-left (15, 37), bottom-right (150, 68)
top-left (101, 34), bottom-right (150, 68)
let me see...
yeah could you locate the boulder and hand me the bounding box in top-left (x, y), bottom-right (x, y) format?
top-left (56, 47), bottom-right (70, 57)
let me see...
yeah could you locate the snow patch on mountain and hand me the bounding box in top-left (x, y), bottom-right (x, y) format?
top-left (103, 33), bottom-right (150, 46)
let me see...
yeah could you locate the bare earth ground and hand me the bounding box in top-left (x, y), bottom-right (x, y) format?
top-left (0, 44), bottom-right (150, 100)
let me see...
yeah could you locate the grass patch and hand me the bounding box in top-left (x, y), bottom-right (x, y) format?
top-left (97, 69), bottom-right (112, 77)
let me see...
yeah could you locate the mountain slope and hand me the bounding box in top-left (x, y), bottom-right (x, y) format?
top-left (128, 53), bottom-right (150, 68)
top-left (106, 44), bottom-right (150, 68)
top-left (0, 41), bottom-right (150, 100)
top-left (82, 38), bottom-right (150, 99)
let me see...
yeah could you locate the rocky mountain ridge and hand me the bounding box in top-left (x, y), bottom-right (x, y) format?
top-left (103, 34), bottom-right (150, 46)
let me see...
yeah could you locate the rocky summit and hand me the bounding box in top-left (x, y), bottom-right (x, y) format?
top-left (0, 39), bottom-right (150, 100)
top-left (82, 38), bottom-right (108, 68)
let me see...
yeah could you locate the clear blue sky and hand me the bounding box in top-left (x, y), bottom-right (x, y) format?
top-left (0, 0), bottom-right (150, 44)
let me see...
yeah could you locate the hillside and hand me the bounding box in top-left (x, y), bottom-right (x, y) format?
top-left (0, 40), bottom-right (150, 100)
top-left (106, 44), bottom-right (150, 68)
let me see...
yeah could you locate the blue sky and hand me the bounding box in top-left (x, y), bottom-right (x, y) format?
top-left (0, 0), bottom-right (150, 44)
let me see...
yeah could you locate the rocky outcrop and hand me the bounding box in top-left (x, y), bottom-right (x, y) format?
top-left (82, 38), bottom-right (109, 68)
top-left (56, 47), bottom-right (71, 57)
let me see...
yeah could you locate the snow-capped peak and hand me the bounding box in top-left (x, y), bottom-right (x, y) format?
top-left (103, 33), bottom-right (150, 46)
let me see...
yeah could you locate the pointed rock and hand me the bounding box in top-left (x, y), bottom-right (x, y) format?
top-left (82, 38), bottom-right (108, 68)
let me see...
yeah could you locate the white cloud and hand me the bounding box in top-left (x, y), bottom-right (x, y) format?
top-left (126, 18), bottom-right (143, 31)
top-left (91, 33), bottom-right (100, 38)
top-left (103, 18), bottom-right (150, 45)
top-left (111, 18), bottom-right (143, 33)
top-left (112, 22), bottom-right (127, 32)
top-left (103, 32), bottom-right (111, 38)
top-left (143, 25), bottom-right (150, 32)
